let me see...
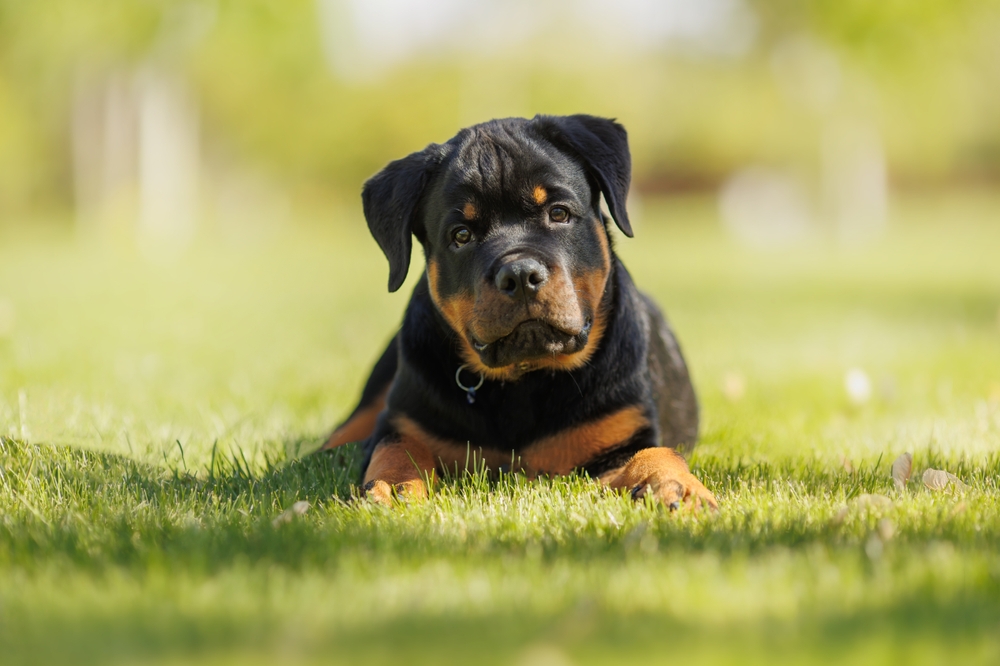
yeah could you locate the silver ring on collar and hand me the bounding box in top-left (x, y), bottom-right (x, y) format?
top-left (455, 364), bottom-right (485, 404)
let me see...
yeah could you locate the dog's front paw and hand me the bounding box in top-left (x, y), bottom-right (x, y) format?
top-left (361, 479), bottom-right (394, 505)
top-left (604, 447), bottom-right (718, 511)
top-left (361, 478), bottom-right (428, 506)
top-left (629, 470), bottom-right (718, 511)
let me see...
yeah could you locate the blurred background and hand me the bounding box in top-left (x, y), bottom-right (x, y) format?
top-left (1, 0), bottom-right (999, 458)
top-left (3, 6), bottom-right (1000, 662)
top-left (3, 7), bottom-right (1000, 665)
top-left (1, 0), bottom-right (998, 245)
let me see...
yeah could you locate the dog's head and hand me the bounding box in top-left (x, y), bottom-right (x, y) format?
top-left (363, 115), bottom-right (632, 381)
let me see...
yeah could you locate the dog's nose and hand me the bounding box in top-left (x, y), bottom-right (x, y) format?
top-left (495, 257), bottom-right (548, 299)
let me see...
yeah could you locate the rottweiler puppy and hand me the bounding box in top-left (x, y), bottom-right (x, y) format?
top-left (322, 114), bottom-right (717, 510)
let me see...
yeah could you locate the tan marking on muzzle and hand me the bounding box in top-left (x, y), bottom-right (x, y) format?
top-left (426, 217), bottom-right (613, 381)
top-left (428, 259), bottom-right (506, 376)
top-left (528, 220), bottom-right (612, 372)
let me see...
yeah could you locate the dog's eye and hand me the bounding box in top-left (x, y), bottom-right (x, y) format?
top-left (549, 206), bottom-right (570, 223)
top-left (452, 227), bottom-right (473, 246)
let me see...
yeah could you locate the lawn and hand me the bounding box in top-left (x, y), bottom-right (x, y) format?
top-left (1, 193), bottom-right (999, 665)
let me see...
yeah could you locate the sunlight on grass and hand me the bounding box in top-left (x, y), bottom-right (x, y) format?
top-left (1, 194), bottom-right (999, 664)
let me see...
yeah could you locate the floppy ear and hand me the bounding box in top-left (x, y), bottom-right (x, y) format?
top-left (533, 114), bottom-right (633, 237)
top-left (362, 145), bottom-right (441, 292)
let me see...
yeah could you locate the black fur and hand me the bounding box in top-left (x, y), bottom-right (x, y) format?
top-left (338, 115), bottom-right (697, 480)
top-left (533, 114), bottom-right (633, 237)
top-left (363, 145), bottom-right (443, 292)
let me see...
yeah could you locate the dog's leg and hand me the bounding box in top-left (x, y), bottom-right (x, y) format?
top-left (323, 335), bottom-right (398, 450)
top-left (600, 447), bottom-right (717, 510)
top-left (640, 293), bottom-right (699, 452)
top-left (361, 437), bottom-right (437, 505)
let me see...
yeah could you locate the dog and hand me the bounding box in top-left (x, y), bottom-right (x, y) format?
top-left (322, 114), bottom-right (717, 510)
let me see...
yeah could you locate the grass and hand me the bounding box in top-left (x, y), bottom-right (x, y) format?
top-left (1, 193), bottom-right (999, 665)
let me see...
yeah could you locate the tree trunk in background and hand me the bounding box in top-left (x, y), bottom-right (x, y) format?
top-left (71, 67), bottom-right (200, 253)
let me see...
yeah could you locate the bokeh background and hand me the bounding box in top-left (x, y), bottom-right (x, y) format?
top-left (3, 4), bottom-right (1000, 665)
top-left (1, 0), bottom-right (999, 455)
top-left (1, 0), bottom-right (999, 243)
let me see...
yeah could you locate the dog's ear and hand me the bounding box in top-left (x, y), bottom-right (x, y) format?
top-left (362, 145), bottom-right (441, 292)
top-left (533, 114), bottom-right (633, 237)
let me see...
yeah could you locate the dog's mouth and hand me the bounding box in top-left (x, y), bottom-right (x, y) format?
top-left (470, 317), bottom-right (593, 368)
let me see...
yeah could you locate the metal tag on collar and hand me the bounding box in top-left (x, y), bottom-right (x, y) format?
top-left (455, 364), bottom-right (485, 404)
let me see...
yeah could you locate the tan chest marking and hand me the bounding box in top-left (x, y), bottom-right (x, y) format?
top-left (393, 415), bottom-right (515, 473)
top-left (392, 406), bottom-right (649, 477)
top-left (520, 406), bottom-right (649, 475)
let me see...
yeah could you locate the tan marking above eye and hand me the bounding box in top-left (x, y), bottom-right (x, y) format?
top-left (463, 202), bottom-right (477, 220)
top-left (533, 185), bottom-right (547, 205)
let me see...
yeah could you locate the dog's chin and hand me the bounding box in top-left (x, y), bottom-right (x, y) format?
top-left (471, 318), bottom-right (593, 370)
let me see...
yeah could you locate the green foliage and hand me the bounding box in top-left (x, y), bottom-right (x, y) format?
top-left (2, 0), bottom-right (1000, 216)
top-left (1, 195), bottom-right (999, 663)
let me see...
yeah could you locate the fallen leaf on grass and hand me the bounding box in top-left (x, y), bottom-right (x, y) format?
top-left (948, 473), bottom-right (969, 490)
top-left (922, 469), bottom-right (949, 490)
top-left (272, 500), bottom-right (311, 526)
top-left (922, 469), bottom-right (968, 492)
top-left (891, 452), bottom-right (912, 490)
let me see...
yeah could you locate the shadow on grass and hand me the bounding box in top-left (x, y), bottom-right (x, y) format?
top-left (2, 437), bottom-right (1000, 573)
top-left (0, 435), bottom-right (363, 502)
top-left (0, 437), bottom-right (366, 571)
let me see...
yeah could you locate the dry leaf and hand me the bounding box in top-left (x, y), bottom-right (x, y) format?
top-left (272, 500), bottom-right (311, 526)
top-left (945, 472), bottom-right (969, 491)
top-left (921, 468), bottom-right (968, 492)
top-left (922, 468), bottom-right (950, 491)
top-left (891, 452), bottom-right (912, 490)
